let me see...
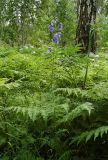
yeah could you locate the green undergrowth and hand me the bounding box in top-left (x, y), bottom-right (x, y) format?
top-left (0, 46), bottom-right (108, 160)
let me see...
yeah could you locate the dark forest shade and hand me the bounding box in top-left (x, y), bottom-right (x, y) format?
top-left (76, 0), bottom-right (96, 53)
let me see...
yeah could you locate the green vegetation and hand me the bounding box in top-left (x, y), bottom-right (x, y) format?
top-left (0, 0), bottom-right (108, 160)
top-left (0, 46), bottom-right (108, 160)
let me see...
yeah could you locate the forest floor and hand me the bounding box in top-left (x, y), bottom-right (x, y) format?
top-left (0, 46), bottom-right (108, 160)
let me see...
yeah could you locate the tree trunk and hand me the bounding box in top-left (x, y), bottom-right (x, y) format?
top-left (76, 0), bottom-right (96, 53)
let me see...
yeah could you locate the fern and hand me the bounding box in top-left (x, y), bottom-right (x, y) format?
top-left (8, 101), bottom-right (94, 123)
top-left (57, 102), bottom-right (94, 124)
top-left (58, 150), bottom-right (72, 160)
top-left (7, 106), bottom-right (50, 122)
top-left (55, 87), bottom-right (85, 97)
top-left (7, 103), bottom-right (69, 122)
top-left (71, 126), bottom-right (108, 145)
top-left (85, 82), bottom-right (108, 101)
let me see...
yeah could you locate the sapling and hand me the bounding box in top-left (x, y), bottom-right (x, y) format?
top-left (83, 28), bottom-right (95, 89)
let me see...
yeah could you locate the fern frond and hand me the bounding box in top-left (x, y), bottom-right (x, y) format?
top-left (8, 103), bottom-right (66, 122)
top-left (55, 87), bottom-right (85, 97)
top-left (58, 150), bottom-right (72, 160)
top-left (57, 102), bottom-right (94, 124)
top-left (86, 82), bottom-right (108, 101)
top-left (0, 78), bottom-right (20, 90)
top-left (71, 126), bottom-right (108, 145)
top-left (8, 106), bottom-right (46, 121)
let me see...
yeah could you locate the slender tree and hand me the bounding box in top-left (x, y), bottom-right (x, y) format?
top-left (76, 0), bottom-right (96, 53)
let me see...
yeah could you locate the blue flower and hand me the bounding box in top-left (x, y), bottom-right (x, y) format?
top-left (48, 24), bottom-right (54, 32)
top-left (58, 22), bottom-right (63, 30)
top-left (51, 32), bottom-right (62, 43)
top-left (51, 33), bottom-right (59, 43)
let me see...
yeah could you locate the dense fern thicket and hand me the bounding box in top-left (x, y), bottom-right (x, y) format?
top-left (0, 0), bottom-right (108, 159)
top-left (0, 45), bottom-right (108, 160)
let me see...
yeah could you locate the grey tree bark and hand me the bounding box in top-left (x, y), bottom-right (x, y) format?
top-left (76, 0), bottom-right (96, 53)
